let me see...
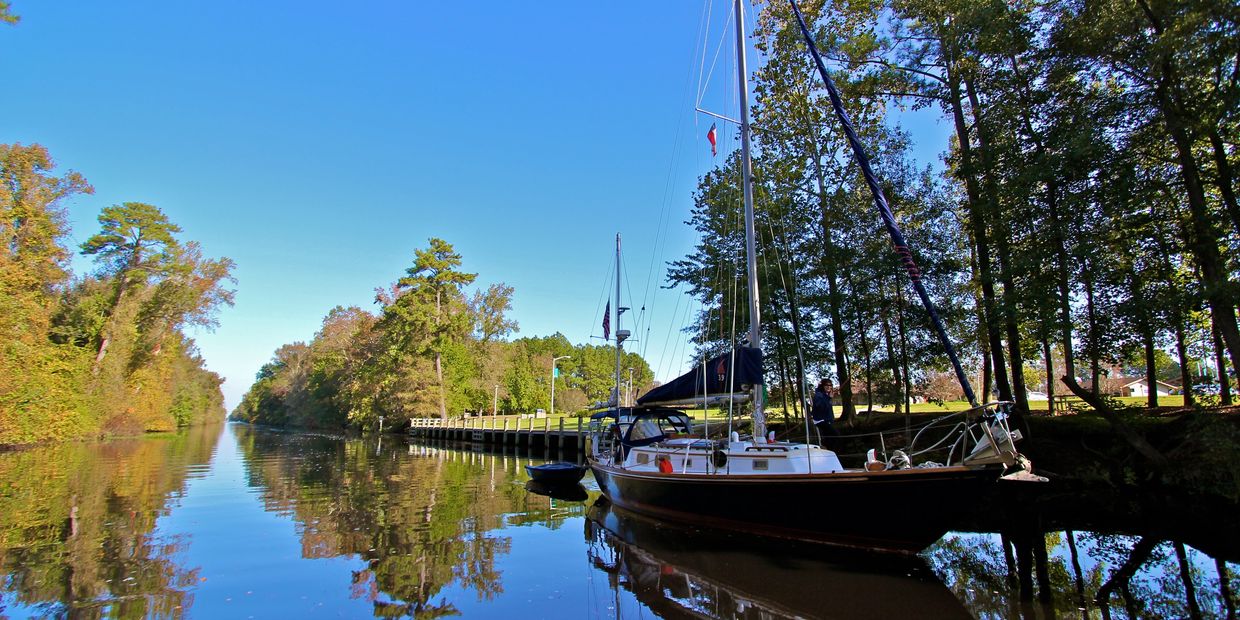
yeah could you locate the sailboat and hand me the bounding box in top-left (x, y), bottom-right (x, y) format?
top-left (585, 0), bottom-right (1039, 554)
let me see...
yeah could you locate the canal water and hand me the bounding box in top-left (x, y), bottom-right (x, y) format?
top-left (0, 423), bottom-right (1234, 618)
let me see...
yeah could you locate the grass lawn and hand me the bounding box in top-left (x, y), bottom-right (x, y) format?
top-left (453, 395), bottom-right (1190, 427)
top-left (840, 395), bottom-right (1187, 415)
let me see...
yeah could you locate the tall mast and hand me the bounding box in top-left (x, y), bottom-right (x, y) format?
top-left (614, 233), bottom-right (624, 406)
top-left (735, 0), bottom-right (766, 437)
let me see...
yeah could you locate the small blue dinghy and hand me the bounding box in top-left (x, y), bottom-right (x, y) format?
top-left (525, 462), bottom-right (587, 486)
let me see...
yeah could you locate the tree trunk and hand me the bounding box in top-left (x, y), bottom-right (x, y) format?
top-left (1083, 267), bottom-right (1101, 396)
top-left (1156, 77), bottom-right (1240, 379)
top-left (1213, 322), bottom-right (1232, 405)
top-left (811, 191), bottom-right (858, 425)
top-left (1131, 0), bottom-right (1240, 382)
top-left (845, 267), bottom-right (874, 414)
top-left (981, 346), bottom-right (992, 403)
top-left (774, 327), bottom-right (793, 422)
top-left (948, 63), bottom-right (1011, 404)
top-left (1062, 375), bottom-right (1168, 467)
top-left (1046, 179), bottom-right (1077, 384)
top-left (435, 288), bottom-right (446, 418)
top-left (93, 336), bottom-right (111, 371)
top-left (1043, 335), bottom-right (1055, 415)
top-left (774, 220), bottom-right (811, 418)
top-left (1144, 332), bottom-right (1159, 409)
top-left (1174, 542), bottom-right (1204, 619)
top-left (1175, 318), bottom-right (1195, 408)
top-left (1131, 258), bottom-right (1159, 409)
top-left (1012, 532), bottom-right (1035, 602)
top-left (1010, 52), bottom-right (1076, 409)
top-left (1096, 537), bottom-right (1158, 616)
top-left (819, 235), bottom-right (858, 423)
top-left (93, 273), bottom-right (134, 372)
top-left (896, 274), bottom-right (912, 414)
top-left (1032, 532), bottom-right (1054, 610)
top-left (881, 298), bottom-right (901, 415)
top-left (1217, 557), bottom-right (1236, 620)
top-left (1001, 265), bottom-right (1030, 412)
top-left (1000, 533), bottom-right (1017, 588)
top-left (1066, 531), bottom-right (1088, 612)
top-left (1015, 50), bottom-right (1077, 396)
top-left (1207, 128), bottom-right (1240, 238)
top-left (863, 314), bottom-right (872, 416)
top-left (969, 244), bottom-right (993, 400)
top-left (965, 77), bottom-right (1028, 421)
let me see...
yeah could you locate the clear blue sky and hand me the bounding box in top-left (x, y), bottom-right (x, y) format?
top-left (4, 1), bottom-right (949, 411)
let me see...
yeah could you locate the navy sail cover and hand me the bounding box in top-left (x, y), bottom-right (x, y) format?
top-left (637, 347), bottom-right (763, 405)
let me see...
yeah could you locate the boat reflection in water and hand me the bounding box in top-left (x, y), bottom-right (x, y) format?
top-left (585, 498), bottom-right (972, 619)
top-left (524, 479), bottom-right (589, 502)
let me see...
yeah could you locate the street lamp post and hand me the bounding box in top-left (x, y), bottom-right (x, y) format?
top-left (551, 355), bottom-right (571, 416)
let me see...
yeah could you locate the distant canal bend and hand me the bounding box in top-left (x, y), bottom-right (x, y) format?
top-left (0, 423), bottom-right (1234, 618)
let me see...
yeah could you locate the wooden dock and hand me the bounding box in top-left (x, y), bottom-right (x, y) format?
top-left (408, 416), bottom-right (589, 454)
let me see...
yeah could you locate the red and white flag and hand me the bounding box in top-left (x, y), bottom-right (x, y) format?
top-left (602, 301), bottom-right (611, 341)
top-left (707, 123), bottom-right (718, 156)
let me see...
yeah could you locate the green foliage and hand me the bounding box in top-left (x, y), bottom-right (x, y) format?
top-left (81, 202), bottom-right (181, 280)
top-left (0, 2), bottom-right (17, 25)
top-left (0, 143), bottom-right (233, 444)
top-left (234, 243), bottom-right (655, 429)
top-left (666, 0), bottom-right (1239, 434)
top-left (502, 342), bottom-right (542, 414)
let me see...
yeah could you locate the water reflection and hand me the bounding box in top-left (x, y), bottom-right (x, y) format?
top-left (928, 531), bottom-right (1239, 619)
top-left (525, 480), bottom-right (589, 502)
top-left (0, 423), bottom-right (221, 617)
top-left (586, 499), bottom-right (972, 619)
top-left (0, 426), bottom-right (1235, 618)
top-left (230, 426), bottom-right (590, 616)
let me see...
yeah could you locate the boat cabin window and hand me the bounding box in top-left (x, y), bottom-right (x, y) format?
top-left (661, 415), bottom-right (692, 435)
top-left (629, 418), bottom-right (664, 442)
top-left (753, 459), bottom-right (769, 471)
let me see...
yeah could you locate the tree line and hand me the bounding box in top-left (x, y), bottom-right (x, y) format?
top-left (1, 143), bottom-right (235, 445)
top-left (231, 238), bottom-right (653, 430)
top-left (670, 0), bottom-right (1237, 429)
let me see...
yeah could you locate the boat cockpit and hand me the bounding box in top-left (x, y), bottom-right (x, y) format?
top-left (590, 407), bottom-right (693, 458)
top-left (589, 406), bottom-right (846, 474)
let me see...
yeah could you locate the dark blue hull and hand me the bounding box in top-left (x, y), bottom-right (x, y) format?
top-left (589, 462), bottom-right (1002, 553)
top-left (525, 462), bottom-right (587, 486)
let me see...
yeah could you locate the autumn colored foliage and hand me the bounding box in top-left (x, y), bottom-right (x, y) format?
top-left (0, 143), bottom-right (234, 444)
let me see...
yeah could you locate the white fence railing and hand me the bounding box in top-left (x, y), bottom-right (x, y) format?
top-left (408, 416), bottom-right (582, 433)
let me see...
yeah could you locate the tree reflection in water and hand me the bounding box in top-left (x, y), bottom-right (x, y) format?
top-left (0, 423), bottom-right (221, 618)
top-left (231, 427), bottom-right (587, 617)
top-left (927, 531), bottom-right (1238, 618)
top-left (234, 431), bottom-right (1240, 619)
top-left (4, 426), bottom-right (1234, 619)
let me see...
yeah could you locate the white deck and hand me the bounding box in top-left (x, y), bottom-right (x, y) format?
top-left (619, 440), bottom-right (846, 475)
